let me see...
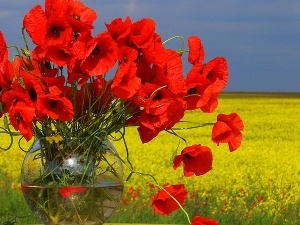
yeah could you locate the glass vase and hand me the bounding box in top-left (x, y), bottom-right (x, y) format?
top-left (21, 137), bottom-right (124, 225)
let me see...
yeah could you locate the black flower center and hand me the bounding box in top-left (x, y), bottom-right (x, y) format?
top-left (92, 46), bottom-right (100, 58)
top-left (51, 27), bottom-right (60, 37)
top-left (28, 88), bottom-right (37, 102)
top-left (153, 92), bottom-right (162, 101)
top-left (184, 153), bottom-right (193, 159)
top-left (207, 71), bottom-right (213, 80)
top-left (73, 32), bottom-right (80, 40)
top-left (188, 88), bottom-right (197, 95)
top-left (50, 100), bottom-right (58, 108)
top-left (15, 113), bottom-right (22, 123)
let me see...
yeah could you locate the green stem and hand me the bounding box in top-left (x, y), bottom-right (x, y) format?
top-left (121, 134), bottom-right (134, 170)
top-left (162, 35), bottom-right (188, 55)
top-left (22, 27), bottom-right (30, 52)
top-left (118, 130), bottom-right (191, 223)
top-left (121, 158), bottom-right (191, 224)
top-left (0, 127), bottom-right (13, 151)
top-left (165, 129), bottom-right (187, 144)
top-left (70, 198), bottom-right (84, 224)
top-left (172, 122), bottom-right (215, 130)
top-left (6, 45), bottom-right (22, 56)
top-left (163, 35), bottom-right (185, 45)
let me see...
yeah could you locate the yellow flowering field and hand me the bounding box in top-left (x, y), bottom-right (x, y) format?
top-left (0, 93), bottom-right (300, 224)
top-left (112, 93), bottom-right (300, 224)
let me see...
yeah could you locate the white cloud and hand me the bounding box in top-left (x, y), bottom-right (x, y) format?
top-left (126, 0), bottom-right (137, 15)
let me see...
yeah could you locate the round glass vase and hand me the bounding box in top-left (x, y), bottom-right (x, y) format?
top-left (21, 137), bottom-right (124, 225)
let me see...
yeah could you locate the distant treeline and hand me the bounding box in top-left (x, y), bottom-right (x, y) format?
top-left (221, 92), bottom-right (300, 98)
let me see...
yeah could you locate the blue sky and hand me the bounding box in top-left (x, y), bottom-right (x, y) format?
top-left (0, 0), bottom-right (299, 92)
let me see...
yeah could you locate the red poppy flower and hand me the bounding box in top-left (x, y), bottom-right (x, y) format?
top-left (23, 4), bottom-right (47, 46)
top-left (117, 46), bottom-right (138, 65)
top-left (137, 87), bottom-right (186, 143)
top-left (130, 18), bottom-right (155, 48)
top-left (105, 16), bottom-right (132, 44)
top-left (139, 108), bottom-right (168, 131)
top-left (67, 59), bottom-right (90, 85)
top-left (141, 33), bottom-right (166, 68)
top-left (67, 20), bottom-right (92, 58)
top-left (45, 0), bottom-right (68, 17)
top-left (212, 113), bottom-right (244, 151)
top-left (18, 72), bottom-right (45, 108)
top-left (12, 56), bottom-right (36, 74)
top-left (81, 32), bottom-right (118, 76)
top-left (152, 184), bottom-right (188, 215)
top-left (185, 65), bottom-right (211, 109)
top-left (37, 93), bottom-right (74, 122)
top-left (193, 84), bottom-right (220, 113)
top-left (154, 49), bottom-right (186, 95)
top-left (135, 124), bottom-right (163, 143)
top-left (111, 63), bottom-right (141, 100)
top-left (63, 4), bottom-right (95, 59)
top-left (164, 95), bottom-right (187, 130)
top-left (203, 57), bottom-right (228, 93)
top-left (0, 61), bottom-right (14, 100)
top-left (184, 57), bottom-right (228, 113)
top-left (0, 31), bottom-right (8, 67)
top-left (143, 85), bottom-right (185, 117)
top-left (191, 215), bottom-right (218, 225)
top-left (138, 110), bottom-right (167, 143)
top-left (173, 144), bottom-right (213, 177)
top-left (45, 16), bottom-right (73, 47)
top-left (58, 186), bottom-right (87, 198)
top-left (188, 36), bottom-right (205, 65)
top-left (8, 101), bottom-right (35, 141)
top-left (43, 46), bottom-right (73, 67)
top-left (1, 84), bottom-right (32, 112)
top-left (135, 82), bottom-right (187, 142)
top-left (125, 107), bottom-right (141, 127)
top-left (66, 0), bottom-right (97, 28)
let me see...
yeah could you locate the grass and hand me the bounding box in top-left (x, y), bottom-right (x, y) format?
top-left (0, 92), bottom-right (300, 224)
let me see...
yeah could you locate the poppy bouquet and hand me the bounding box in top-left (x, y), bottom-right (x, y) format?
top-left (0, 0), bottom-right (244, 224)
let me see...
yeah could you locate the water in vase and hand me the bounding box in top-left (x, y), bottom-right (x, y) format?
top-left (22, 181), bottom-right (124, 225)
